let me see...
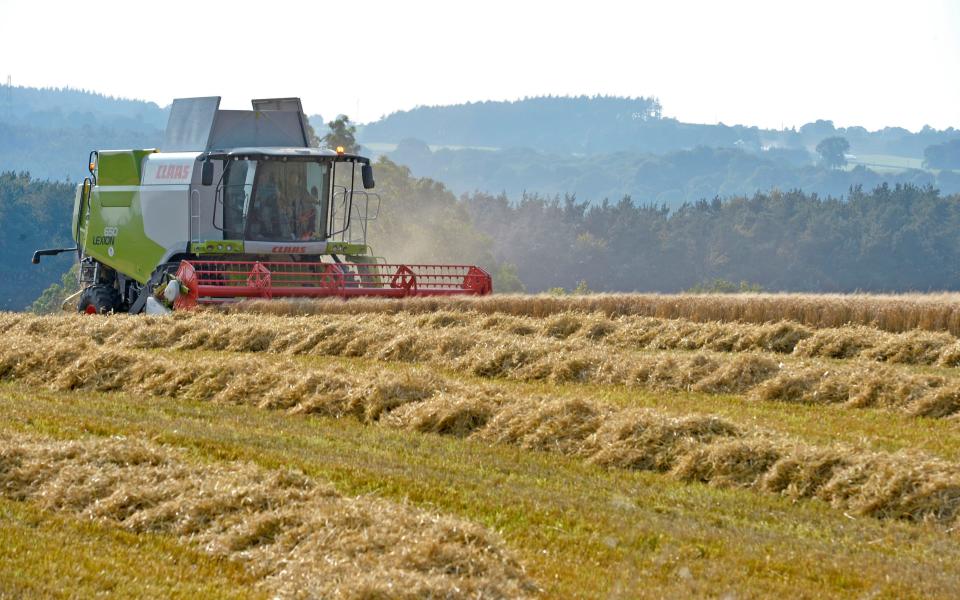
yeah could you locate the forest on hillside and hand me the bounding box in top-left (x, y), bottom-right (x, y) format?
top-left (459, 182), bottom-right (960, 293)
top-left (0, 87), bottom-right (165, 180)
top-left (0, 172), bottom-right (75, 308)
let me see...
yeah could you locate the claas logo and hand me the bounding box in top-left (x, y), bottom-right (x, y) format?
top-left (156, 165), bottom-right (192, 179)
top-left (271, 246), bottom-right (307, 253)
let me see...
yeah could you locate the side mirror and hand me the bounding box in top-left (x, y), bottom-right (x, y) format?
top-left (361, 164), bottom-right (375, 189)
top-left (82, 178), bottom-right (92, 203)
top-left (201, 160), bottom-right (214, 186)
top-left (88, 151), bottom-right (98, 184)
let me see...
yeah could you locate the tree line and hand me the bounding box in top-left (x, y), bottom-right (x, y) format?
top-left (0, 172), bottom-right (75, 309)
top-left (459, 182), bottom-right (960, 293)
top-left (924, 140), bottom-right (960, 169)
top-left (365, 159), bottom-right (960, 294)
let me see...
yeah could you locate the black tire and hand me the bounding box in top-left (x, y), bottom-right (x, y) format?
top-left (78, 284), bottom-right (122, 315)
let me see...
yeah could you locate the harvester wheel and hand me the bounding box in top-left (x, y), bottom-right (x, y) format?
top-left (78, 284), bottom-right (121, 315)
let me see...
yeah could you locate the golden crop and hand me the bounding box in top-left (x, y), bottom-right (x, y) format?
top-left (5, 309), bottom-right (956, 418)
top-left (3, 315), bottom-right (959, 529)
top-left (4, 296), bottom-right (960, 597)
top-left (0, 432), bottom-right (533, 598)
top-left (231, 292), bottom-right (960, 335)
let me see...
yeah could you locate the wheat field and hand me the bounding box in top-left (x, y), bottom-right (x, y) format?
top-left (1, 294), bottom-right (960, 597)
top-left (234, 293), bottom-right (960, 334)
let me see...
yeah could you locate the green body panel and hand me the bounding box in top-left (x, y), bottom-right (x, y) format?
top-left (96, 150), bottom-right (155, 185)
top-left (346, 254), bottom-right (386, 287)
top-left (328, 242), bottom-right (369, 256)
top-left (80, 187), bottom-right (167, 283)
top-left (345, 253), bottom-right (377, 264)
top-left (99, 190), bottom-right (134, 208)
top-left (189, 240), bottom-right (370, 257)
top-left (191, 240), bottom-right (245, 254)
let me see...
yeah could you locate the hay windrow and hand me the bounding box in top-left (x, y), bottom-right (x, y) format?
top-left (629, 353), bottom-right (720, 391)
top-left (673, 439), bottom-right (784, 487)
top-left (816, 455), bottom-right (960, 523)
top-left (473, 397), bottom-right (612, 455)
top-left (690, 354), bottom-right (780, 394)
top-left (6, 309), bottom-right (960, 418)
top-left (225, 293), bottom-right (960, 336)
top-left (792, 327), bottom-right (884, 359)
top-left (862, 330), bottom-right (959, 365)
top-left (760, 447), bottom-right (851, 498)
top-left (7, 309), bottom-right (960, 371)
top-left (383, 394), bottom-right (497, 437)
top-left (4, 315), bottom-right (960, 528)
top-left (907, 385), bottom-right (960, 419)
top-left (583, 410), bottom-right (740, 471)
top-left (471, 396), bottom-right (960, 527)
top-left (0, 433), bottom-right (534, 598)
top-left (750, 366), bottom-right (947, 411)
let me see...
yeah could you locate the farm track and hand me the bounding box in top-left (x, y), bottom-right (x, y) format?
top-left (6, 311), bottom-right (960, 419)
top-left (0, 433), bottom-right (533, 599)
top-left (2, 321), bottom-right (960, 530)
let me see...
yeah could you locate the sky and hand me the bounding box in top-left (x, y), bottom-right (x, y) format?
top-left (0, 0), bottom-right (958, 131)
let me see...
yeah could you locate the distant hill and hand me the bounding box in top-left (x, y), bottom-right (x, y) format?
top-left (362, 96), bottom-right (672, 154)
top-left (0, 86), bottom-right (165, 180)
top-left (1, 85), bottom-right (958, 205)
top-left (387, 140), bottom-right (960, 207)
top-left (0, 85), bottom-right (167, 129)
top-left (361, 96), bottom-right (960, 158)
top-left (0, 120), bottom-right (162, 182)
top-left (358, 96), bottom-right (960, 205)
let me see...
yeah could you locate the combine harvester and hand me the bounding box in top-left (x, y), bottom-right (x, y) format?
top-left (33, 97), bottom-right (492, 313)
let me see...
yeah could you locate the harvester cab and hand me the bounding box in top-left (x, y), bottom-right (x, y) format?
top-left (33, 96), bottom-right (492, 313)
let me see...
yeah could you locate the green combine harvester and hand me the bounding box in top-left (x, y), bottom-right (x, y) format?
top-left (33, 97), bottom-right (492, 313)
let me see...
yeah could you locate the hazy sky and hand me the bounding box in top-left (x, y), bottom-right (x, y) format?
top-left (1, 0), bottom-right (957, 131)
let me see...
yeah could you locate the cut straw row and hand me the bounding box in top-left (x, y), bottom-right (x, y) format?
top-left (6, 313), bottom-right (956, 418)
top-left (1, 337), bottom-right (958, 529)
top-left (227, 292), bottom-right (960, 335)
top-left (0, 432), bottom-right (534, 598)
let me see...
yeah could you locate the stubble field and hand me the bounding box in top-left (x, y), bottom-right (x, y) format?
top-left (1, 293), bottom-right (959, 598)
